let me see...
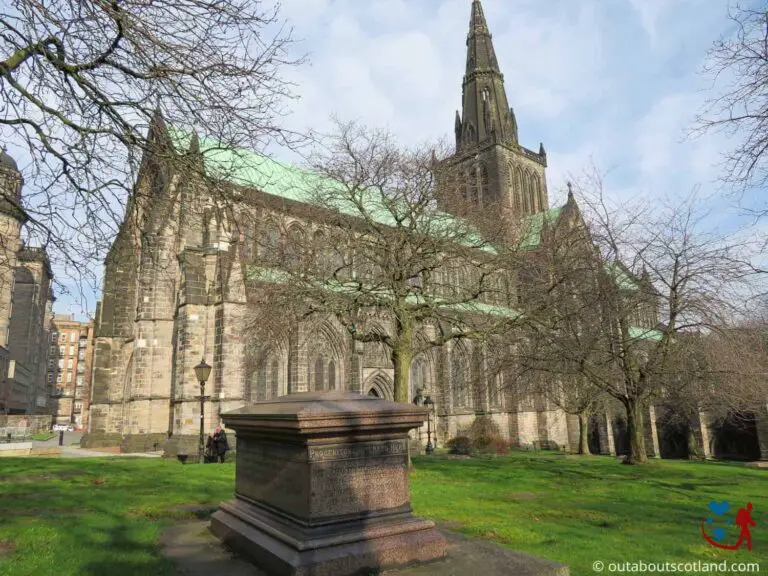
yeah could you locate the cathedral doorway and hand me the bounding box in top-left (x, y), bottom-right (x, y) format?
top-left (363, 371), bottom-right (394, 401)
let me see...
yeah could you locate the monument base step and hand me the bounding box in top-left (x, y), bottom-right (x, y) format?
top-left (161, 520), bottom-right (570, 576)
top-left (210, 499), bottom-right (446, 575)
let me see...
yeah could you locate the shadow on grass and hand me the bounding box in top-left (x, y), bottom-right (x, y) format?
top-left (0, 458), bottom-right (235, 575)
top-left (78, 522), bottom-right (176, 576)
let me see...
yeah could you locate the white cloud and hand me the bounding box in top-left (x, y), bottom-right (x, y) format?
top-left (629, 0), bottom-right (668, 42)
top-left (7, 0), bottom-right (748, 314)
top-left (278, 0), bottom-right (330, 27)
top-left (492, 1), bottom-right (606, 119)
top-left (369, 0), bottom-right (411, 26)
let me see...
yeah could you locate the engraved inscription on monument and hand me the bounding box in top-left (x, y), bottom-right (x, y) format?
top-left (309, 440), bottom-right (409, 519)
top-left (308, 439), bottom-right (407, 462)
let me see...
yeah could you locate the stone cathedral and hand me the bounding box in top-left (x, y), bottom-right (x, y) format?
top-left (86, 0), bottom-right (659, 456)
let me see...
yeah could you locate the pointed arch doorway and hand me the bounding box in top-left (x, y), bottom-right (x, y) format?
top-left (363, 371), bottom-right (394, 401)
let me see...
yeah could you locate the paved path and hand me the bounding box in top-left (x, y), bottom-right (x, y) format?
top-left (34, 431), bottom-right (83, 447)
top-left (3, 432), bottom-right (163, 458)
top-left (161, 521), bottom-right (570, 576)
top-left (57, 447), bottom-right (162, 458)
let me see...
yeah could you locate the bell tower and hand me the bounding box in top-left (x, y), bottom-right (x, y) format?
top-left (444, 0), bottom-right (549, 221)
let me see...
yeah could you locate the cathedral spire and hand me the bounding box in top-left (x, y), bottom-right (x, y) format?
top-left (467, 0), bottom-right (497, 73)
top-left (457, 0), bottom-right (516, 152)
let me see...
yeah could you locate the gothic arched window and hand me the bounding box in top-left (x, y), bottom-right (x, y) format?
top-left (528, 172), bottom-right (538, 212)
top-left (259, 221), bottom-right (280, 264)
top-left (328, 360), bottom-right (336, 391)
top-left (248, 354), bottom-right (282, 402)
top-left (312, 356), bottom-right (325, 391)
top-left (452, 346), bottom-right (470, 409)
top-left (256, 363), bottom-right (267, 401)
top-left (284, 224), bottom-right (305, 268)
top-left (313, 230), bottom-right (344, 277)
top-left (515, 166), bottom-right (524, 213)
top-left (410, 355), bottom-right (429, 400)
top-left (489, 372), bottom-right (501, 409)
top-left (480, 164), bottom-right (489, 206)
top-left (270, 359), bottom-right (279, 399)
top-left (241, 222), bottom-right (255, 263)
top-left (534, 175), bottom-right (543, 211)
top-left (507, 163), bottom-right (518, 210)
top-left (470, 165), bottom-right (479, 203)
top-left (202, 208), bottom-right (214, 246)
top-left (522, 173), bottom-right (532, 214)
top-left (462, 170), bottom-right (471, 201)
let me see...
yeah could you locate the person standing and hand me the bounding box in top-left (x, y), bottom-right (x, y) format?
top-left (212, 425), bottom-right (230, 463)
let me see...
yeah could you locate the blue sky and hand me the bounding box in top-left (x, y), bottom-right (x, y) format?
top-left (45, 0), bottom-right (758, 318)
top-left (275, 0), bottom-right (742, 203)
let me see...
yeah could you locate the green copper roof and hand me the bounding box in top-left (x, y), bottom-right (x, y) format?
top-left (520, 207), bottom-right (564, 249)
top-left (604, 261), bottom-right (639, 291)
top-left (168, 128), bottom-right (491, 251)
top-left (628, 327), bottom-right (663, 342)
top-left (169, 128), bottom-right (349, 209)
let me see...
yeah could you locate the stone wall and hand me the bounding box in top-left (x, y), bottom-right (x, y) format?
top-left (0, 414), bottom-right (51, 433)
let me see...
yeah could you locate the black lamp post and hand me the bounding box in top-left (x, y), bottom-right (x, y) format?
top-left (194, 358), bottom-right (212, 464)
top-left (423, 396), bottom-right (435, 454)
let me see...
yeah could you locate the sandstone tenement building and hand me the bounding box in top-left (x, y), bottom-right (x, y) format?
top-left (85, 1), bottom-right (763, 459)
top-left (48, 315), bottom-right (95, 428)
top-left (0, 148), bottom-right (54, 416)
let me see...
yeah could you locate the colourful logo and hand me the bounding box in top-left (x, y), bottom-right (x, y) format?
top-left (701, 501), bottom-right (755, 551)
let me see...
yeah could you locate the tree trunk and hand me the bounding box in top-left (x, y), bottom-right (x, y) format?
top-left (624, 399), bottom-right (648, 464)
top-left (686, 423), bottom-right (701, 460)
top-left (391, 322), bottom-right (414, 405)
top-left (578, 412), bottom-right (591, 455)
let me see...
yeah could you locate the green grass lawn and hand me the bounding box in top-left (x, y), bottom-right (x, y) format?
top-left (30, 433), bottom-right (54, 442)
top-left (0, 453), bottom-right (765, 576)
top-left (411, 453), bottom-right (767, 574)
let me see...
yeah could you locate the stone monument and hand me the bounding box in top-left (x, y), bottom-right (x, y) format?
top-left (210, 390), bottom-right (446, 575)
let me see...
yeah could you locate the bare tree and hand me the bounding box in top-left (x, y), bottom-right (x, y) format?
top-left (0, 0), bottom-right (302, 299)
top-left (525, 168), bottom-right (758, 464)
top-left (504, 195), bottom-right (610, 455)
top-left (659, 326), bottom-right (768, 458)
top-left (244, 120), bottom-right (527, 404)
top-left (695, 1), bottom-right (768, 196)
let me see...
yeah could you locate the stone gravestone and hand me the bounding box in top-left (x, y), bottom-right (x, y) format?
top-left (211, 390), bottom-right (446, 575)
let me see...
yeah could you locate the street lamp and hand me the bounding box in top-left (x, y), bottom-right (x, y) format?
top-left (194, 358), bottom-right (212, 464)
top-left (423, 396), bottom-right (435, 455)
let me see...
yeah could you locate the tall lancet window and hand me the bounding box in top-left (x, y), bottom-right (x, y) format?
top-left (480, 164), bottom-right (489, 206)
top-left (529, 174), bottom-right (539, 213)
top-left (270, 359), bottom-right (279, 398)
top-left (534, 176), bottom-right (543, 211)
top-left (523, 172), bottom-right (532, 214)
top-left (328, 360), bottom-right (336, 391)
top-left (313, 356), bottom-right (324, 391)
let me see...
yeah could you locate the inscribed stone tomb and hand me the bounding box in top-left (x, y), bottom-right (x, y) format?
top-left (210, 391), bottom-right (446, 576)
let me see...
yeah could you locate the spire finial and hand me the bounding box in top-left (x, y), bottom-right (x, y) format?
top-left (567, 181), bottom-right (574, 200)
top-left (470, 0), bottom-right (488, 30)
